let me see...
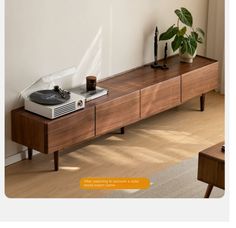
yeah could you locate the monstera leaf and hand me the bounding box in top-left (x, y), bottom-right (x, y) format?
top-left (171, 36), bottom-right (183, 52)
top-left (159, 7), bottom-right (204, 56)
top-left (175, 7), bottom-right (193, 27)
top-left (159, 25), bottom-right (178, 40)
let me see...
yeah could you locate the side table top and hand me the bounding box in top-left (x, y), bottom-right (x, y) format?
top-left (199, 142), bottom-right (225, 162)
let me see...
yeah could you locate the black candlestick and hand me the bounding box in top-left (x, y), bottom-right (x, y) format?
top-left (151, 26), bottom-right (162, 69)
top-left (154, 27), bottom-right (158, 60)
top-left (162, 42), bottom-right (169, 69)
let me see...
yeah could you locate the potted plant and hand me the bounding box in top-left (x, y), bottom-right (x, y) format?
top-left (159, 7), bottom-right (205, 63)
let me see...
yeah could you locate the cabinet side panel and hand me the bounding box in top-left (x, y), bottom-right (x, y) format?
top-left (11, 109), bottom-right (46, 153)
top-left (198, 155), bottom-right (218, 185)
top-left (182, 62), bottom-right (219, 102)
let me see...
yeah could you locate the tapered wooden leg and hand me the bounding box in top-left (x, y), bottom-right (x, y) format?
top-left (121, 127), bottom-right (125, 134)
top-left (204, 184), bottom-right (213, 198)
top-left (54, 151), bottom-right (59, 171)
top-left (28, 148), bottom-right (33, 160)
top-left (200, 94), bottom-right (206, 112)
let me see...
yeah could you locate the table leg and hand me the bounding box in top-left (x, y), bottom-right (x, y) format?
top-left (54, 151), bottom-right (59, 171)
top-left (121, 127), bottom-right (125, 134)
top-left (200, 94), bottom-right (206, 112)
top-left (28, 148), bottom-right (33, 160)
top-left (204, 184), bottom-right (214, 198)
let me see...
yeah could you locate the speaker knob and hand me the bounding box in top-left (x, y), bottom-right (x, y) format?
top-left (77, 100), bottom-right (83, 107)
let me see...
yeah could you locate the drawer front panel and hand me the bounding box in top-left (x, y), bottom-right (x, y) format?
top-left (96, 91), bottom-right (140, 135)
top-left (182, 62), bottom-right (219, 102)
top-left (141, 77), bottom-right (181, 118)
top-left (47, 107), bottom-right (95, 153)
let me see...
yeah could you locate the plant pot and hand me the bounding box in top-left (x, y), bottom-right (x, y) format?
top-left (179, 50), bottom-right (197, 63)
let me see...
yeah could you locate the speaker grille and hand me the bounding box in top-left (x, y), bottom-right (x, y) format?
top-left (54, 102), bottom-right (76, 118)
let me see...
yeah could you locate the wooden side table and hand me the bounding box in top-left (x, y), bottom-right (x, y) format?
top-left (197, 142), bottom-right (225, 198)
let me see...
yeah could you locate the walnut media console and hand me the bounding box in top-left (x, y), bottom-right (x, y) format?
top-left (11, 55), bottom-right (219, 171)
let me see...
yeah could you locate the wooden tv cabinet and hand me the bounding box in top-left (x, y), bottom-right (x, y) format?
top-left (11, 55), bottom-right (219, 171)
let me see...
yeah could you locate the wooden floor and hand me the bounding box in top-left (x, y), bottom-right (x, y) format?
top-left (5, 91), bottom-right (224, 198)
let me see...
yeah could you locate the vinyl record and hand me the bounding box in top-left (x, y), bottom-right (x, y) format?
top-left (29, 90), bottom-right (70, 105)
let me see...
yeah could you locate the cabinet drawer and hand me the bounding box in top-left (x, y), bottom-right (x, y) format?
top-left (141, 77), bottom-right (181, 118)
top-left (47, 107), bottom-right (95, 153)
top-left (182, 62), bottom-right (219, 102)
top-left (96, 91), bottom-right (140, 135)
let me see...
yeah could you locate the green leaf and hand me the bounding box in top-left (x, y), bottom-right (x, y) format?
top-left (180, 39), bottom-right (188, 54)
top-left (180, 37), bottom-right (196, 55)
top-left (186, 38), bottom-right (197, 55)
top-left (178, 26), bottom-right (187, 36)
top-left (196, 27), bottom-right (205, 37)
top-left (175, 7), bottom-right (193, 27)
top-left (191, 31), bottom-right (198, 41)
top-left (159, 25), bottom-right (178, 40)
top-left (171, 36), bottom-right (183, 52)
top-left (190, 36), bottom-right (197, 49)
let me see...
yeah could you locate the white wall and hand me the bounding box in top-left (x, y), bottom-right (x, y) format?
top-left (206, 0), bottom-right (225, 94)
top-left (5, 0), bottom-right (209, 159)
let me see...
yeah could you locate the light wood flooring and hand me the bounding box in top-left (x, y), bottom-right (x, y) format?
top-left (5, 91), bottom-right (224, 198)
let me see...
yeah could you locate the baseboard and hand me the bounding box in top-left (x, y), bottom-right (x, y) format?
top-left (5, 150), bottom-right (39, 167)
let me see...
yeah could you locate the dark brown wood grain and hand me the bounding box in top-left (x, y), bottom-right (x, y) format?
top-left (12, 107), bottom-right (95, 154)
top-left (28, 148), bottom-right (33, 160)
top-left (86, 55), bottom-right (218, 108)
top-left (198, 142), bottom-right (225, 190)
top-left (47, 107), bottom-right (95, 153)
top-left (54, 151), bottom-right (59, 171)
top-left (96, 91), bottom-right (140, 136)
top-left (141, 76), bottom-right (181, 118)
top-left (11, 109), bottom-right (46, 153)
top-left (11, 55), bottom-right (219, 171)
top-left (204, 184), bottom-right (214, 198)
top-left (182, 62), bottom-right (219, 102)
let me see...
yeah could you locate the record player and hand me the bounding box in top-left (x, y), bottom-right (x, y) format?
top-left (24, 86), bottom-right (85, 119)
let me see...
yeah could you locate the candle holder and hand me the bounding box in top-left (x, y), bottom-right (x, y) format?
top-left (151, 60), bottom-right (162, 69)
top-left (161, 42), bottom-right (169, 70)
top-left (86, 76), bottom-right (97, 92)
top-left (151, 27), bottom-right (162, 69)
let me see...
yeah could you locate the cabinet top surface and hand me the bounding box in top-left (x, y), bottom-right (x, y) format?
top-left (13, 55), bottom-right (217, 122)
top-left (87, 55), bottom-right (217, 106)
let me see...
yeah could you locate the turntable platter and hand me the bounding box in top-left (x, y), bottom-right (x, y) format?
top-left (29, 90), bottom-right (70, 105)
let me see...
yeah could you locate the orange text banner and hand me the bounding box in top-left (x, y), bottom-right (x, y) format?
top-left (80, 177), bottom-right (150, 190)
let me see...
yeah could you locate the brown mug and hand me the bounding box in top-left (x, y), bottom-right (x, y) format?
top-left (86, 76), bottom-right (97, 92)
